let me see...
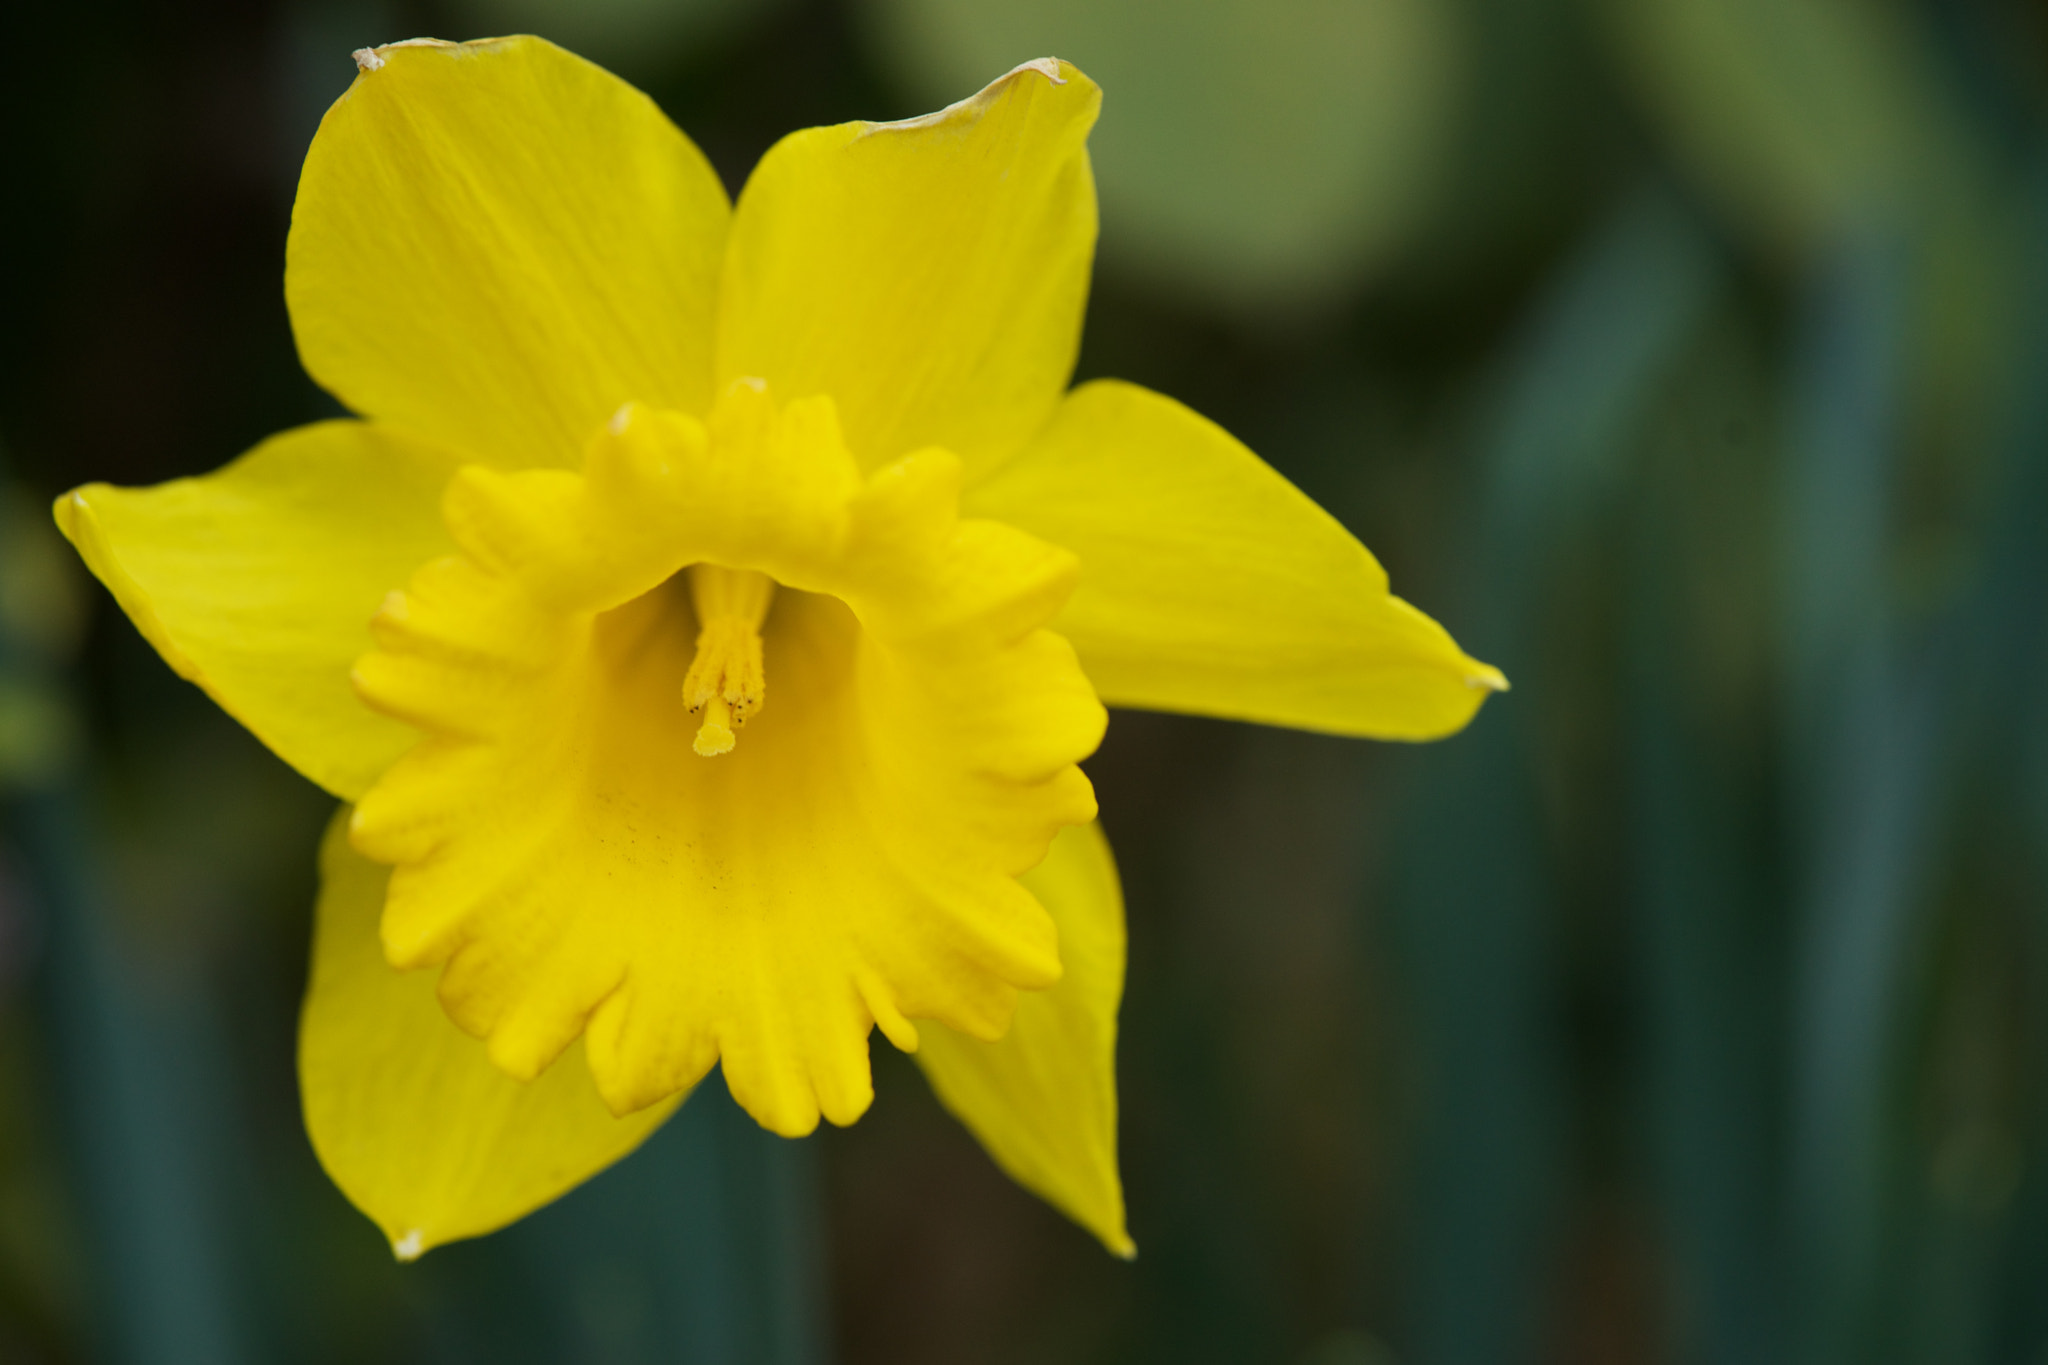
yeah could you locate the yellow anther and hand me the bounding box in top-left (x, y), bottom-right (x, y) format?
top-left (682, 565), bottom-right (775, 757)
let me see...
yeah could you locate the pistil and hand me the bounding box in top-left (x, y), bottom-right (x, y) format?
top-left (681, 565), bottom-right (775, 756)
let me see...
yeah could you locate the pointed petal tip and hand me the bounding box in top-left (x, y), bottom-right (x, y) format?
top-left (1467, 662), bottom-right (1510, 692)
top-left (1107, 1231), bottom-right (1137, 1260)
top-left (861, 55), bottom-right (1094, 139)
top-left (50, 486), bottom-right (105, 554)
top-left (352, 37), bottom-right (458, 73)
top-left (1013, 56), bottom-right (1068, 86)
top-left (390, 1227), bottom-right (427, 1261)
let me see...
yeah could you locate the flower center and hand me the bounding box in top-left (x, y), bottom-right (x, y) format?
top-left (681, 565), bottom-right (774, 756)
top-left (347, 379), bottom-right (1107, 1135)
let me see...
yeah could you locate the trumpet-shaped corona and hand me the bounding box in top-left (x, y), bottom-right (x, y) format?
top-left (349, 383), bottom-right (1104, 1133)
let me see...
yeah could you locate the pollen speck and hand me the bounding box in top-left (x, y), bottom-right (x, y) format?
top-left (352, 47), bottom-right (386, 72)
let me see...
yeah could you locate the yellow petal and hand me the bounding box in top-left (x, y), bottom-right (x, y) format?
top-left (54, 421), bottom-right (460, 800)
top-left (301, 809), bottom-right (680, 1258)
top-left (916, 820), bottom-right (1133, 1257)
top-left (288, 36), bottom-right (730, 469)
top-left (716, 58), bottom-right (1098, 473)
top-left (349, 387), bottom-right (1105, 1140)
top-left (966, 380), bottom-right (1506, 740)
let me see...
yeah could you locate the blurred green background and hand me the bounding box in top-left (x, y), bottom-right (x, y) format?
top-left (3, 0), bottom-right (2047, 1361)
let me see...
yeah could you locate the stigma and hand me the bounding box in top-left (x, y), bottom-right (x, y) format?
top-left (681, 564), bottom-right (775, 756)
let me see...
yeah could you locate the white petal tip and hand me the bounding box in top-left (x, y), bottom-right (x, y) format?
top-left (1013, 57), bottom-right (1066, 85)
top-left (862, 57), bottom-right (1072, 139)
top-left (352, 37), bottom-right (457, 72)
top-left (391, 1229), bottom-right (425, 1261)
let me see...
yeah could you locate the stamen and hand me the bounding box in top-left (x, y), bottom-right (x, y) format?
top-left (681, 565), bottom-right (775, 757)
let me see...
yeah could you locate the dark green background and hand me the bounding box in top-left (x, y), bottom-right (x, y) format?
top-left (3, 0), bottom-right (2047, 1361)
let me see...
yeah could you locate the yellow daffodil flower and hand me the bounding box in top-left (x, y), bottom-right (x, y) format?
top-left (53, 36), bottom-right (1503, 1262)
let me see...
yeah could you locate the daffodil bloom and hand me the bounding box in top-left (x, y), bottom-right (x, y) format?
top-left (54, 36), bottom-right (1503, 1260)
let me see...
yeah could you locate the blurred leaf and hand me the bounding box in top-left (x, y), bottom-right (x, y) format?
top-left (0, 680), bottom-right (77, 790)
top-left (11, 792), bottom-right (259, 1365)
top-left (862, 0), bottom-right (1465, 319)
top-left (452, 0), bottom-right (788, 76)
top-left (433, 1075), bottom-right (830, 1365)
top-left (1626, 318), bottom-right (1789, 1365)
top-left (1595, 0), bottom-right (1974, 256)
top-left (1389, 186), bottom-right (1721, 1365)
top-left (1297, 1328), bottom-right (1399, 1365)
top-left (0, 490), bottom-right (84, 788)
top-left (1381, 0), bottom-right (1595, 302)
top-left (0, 496), bottom-right (84, 666)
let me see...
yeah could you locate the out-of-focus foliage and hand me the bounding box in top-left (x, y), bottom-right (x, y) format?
top-left (452, 0), bottom-right (788, 75)
top-left (3, 0), bottom-right (2047, 1362)
top-left (0, 498), bottom-right (84, 788)
top-left (1597, 0), bottom-right (1973, 253)
top-left (866, 0), bottom-right (1463, 318)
